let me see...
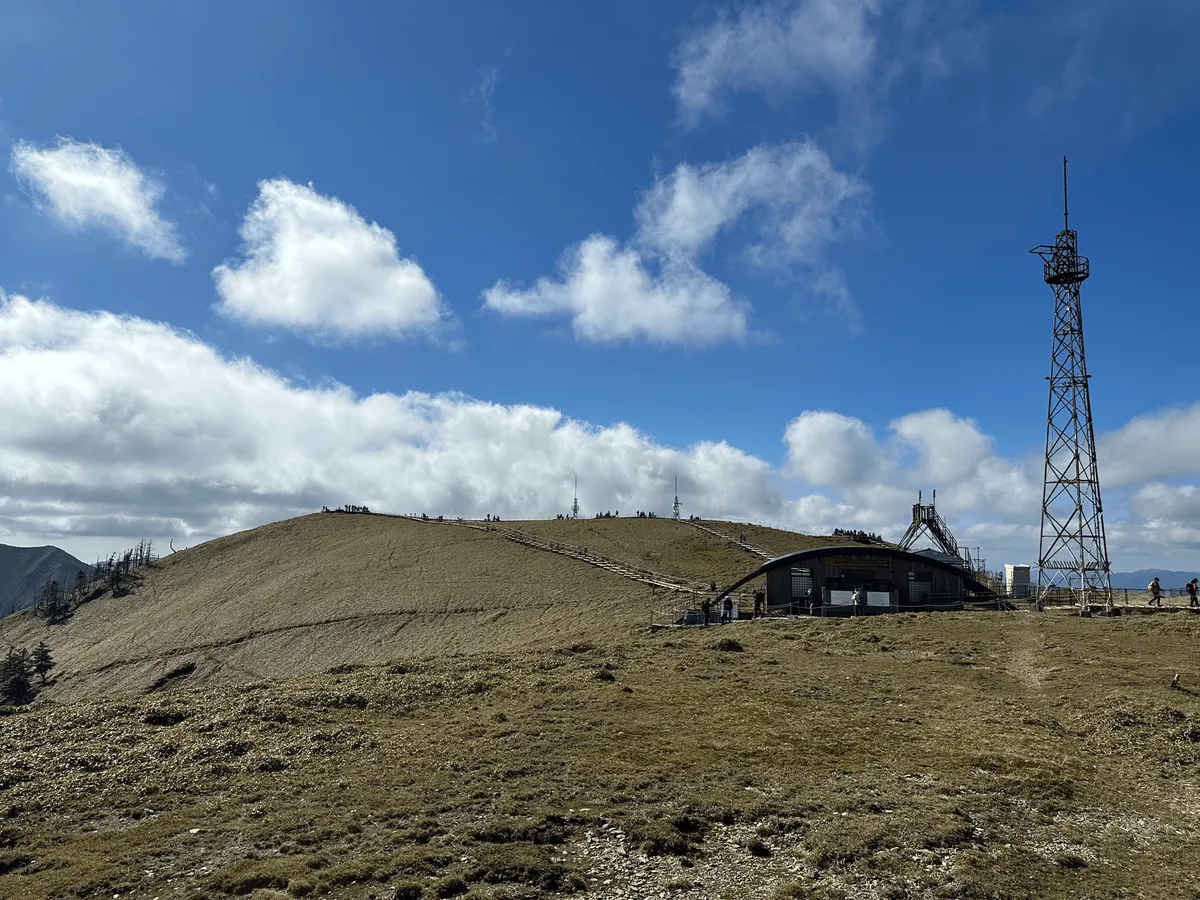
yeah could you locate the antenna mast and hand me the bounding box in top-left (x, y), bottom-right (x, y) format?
top-left (571, 477), bottom-right (580, 520)
top-left (1030, 156), bottom-right (1112, 611)
top-left (672, 476), bottom-right (681, 520)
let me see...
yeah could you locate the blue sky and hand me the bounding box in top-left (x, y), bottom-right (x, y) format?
top-left (0, 0), bottom-right (1198, 573)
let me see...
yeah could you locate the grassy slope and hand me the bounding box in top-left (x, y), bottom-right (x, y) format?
top-left (0, 514), bottom-right (822, 701)
top-left (1, 612), bottom-right (1197, 899)
top-left (517, 517), bottom-right (840, 587)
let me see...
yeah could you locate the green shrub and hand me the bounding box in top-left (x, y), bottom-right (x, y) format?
top-left (435, 875), bottom-right (468, 897)
top-left (392, 882), bottom-right (423, 900)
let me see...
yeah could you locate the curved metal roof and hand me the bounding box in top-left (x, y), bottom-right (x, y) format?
top-left (717, 544), bottom-right (996, 599)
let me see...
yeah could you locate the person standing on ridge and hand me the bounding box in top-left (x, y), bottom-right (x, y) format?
top-left (1148, 577), bottom-right (1163, 607)
top-left (1188, 578), bottom-right (1199, 608)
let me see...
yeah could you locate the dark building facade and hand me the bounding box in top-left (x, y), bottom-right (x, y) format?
top-left (719, 545), bottom-right (996, 616)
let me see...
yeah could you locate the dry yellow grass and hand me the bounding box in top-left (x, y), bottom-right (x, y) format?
top-left (1, 611), bottom-right (1198, 899)
top-left (0, 513), bottom-right (830, 701)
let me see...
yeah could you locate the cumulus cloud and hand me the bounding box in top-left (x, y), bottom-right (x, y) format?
top-left (1098, 401), bottom-right (1200, 486)
top-left (672, 0), bottom-right (982, 145)
top-left (9, 138), bottom-right (185, 262)
top-left (213, 179), bottom-right (447, 343)
top-left (0, 292), bottom-right (778, 560)
top-left (784, 411), bottom-right (880, 487)
top-left (483, 235), bottom-right (748, 345)
top-left (783, 407), bottom-right (1043, 533)
top-left (483, 140), bottom-right (867, 344)
top-left (0, 291), bottom-right (1195, 570)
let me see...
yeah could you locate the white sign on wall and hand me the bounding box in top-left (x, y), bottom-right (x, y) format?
top-left (867, 591), bottom-right (891, 607)
top-left (829, 590), bottom-right (854, 606)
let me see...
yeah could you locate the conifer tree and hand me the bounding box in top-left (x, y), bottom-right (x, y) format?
top-left (35, 578), bottom-right (72, 623)
top-left (0, 647), bottom-right (31, 704)
top-left (30, 642), bottom-right (54, 685)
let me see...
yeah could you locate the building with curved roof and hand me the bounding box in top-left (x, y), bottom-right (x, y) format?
top-left (719, 544), bottom-right (999, 616)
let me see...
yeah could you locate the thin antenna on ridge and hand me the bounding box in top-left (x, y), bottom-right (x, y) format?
top-left (1063, 155), bottom-right (1069, 232)
top-left (672, 475), bottom-right (681, 520)
top-left (571, 476), bottom-right (580, 520)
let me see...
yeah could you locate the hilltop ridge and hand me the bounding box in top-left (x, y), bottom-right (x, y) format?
top-left (0, 512), bottom-right (843, 701)
top-left (0, 543), bottom-right (90, 617)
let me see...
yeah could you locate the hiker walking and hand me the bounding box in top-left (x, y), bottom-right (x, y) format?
top-left (1188, 578), bottom-right (1199, 608)
top-left (1148, 576), bottom-right (1163, 607)
top-left (852, 585), bottom-right (866, 617)
top-left (700, 597), bottom-right (712, 627)
top-left (721, 595), bottom-right (733, 625)
top-left (753, 589), bottom-right (764, 618)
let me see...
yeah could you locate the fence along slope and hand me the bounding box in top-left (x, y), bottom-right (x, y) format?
top-left (682, 518), bottom-right (773, 560)
top-left (401, 515), bottom-right (711, 595)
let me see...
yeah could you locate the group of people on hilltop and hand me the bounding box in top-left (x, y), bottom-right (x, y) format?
top-left (1146, 576), bottom-right (1200, 607)
top-left (832, 527), bottom-right (883, 544)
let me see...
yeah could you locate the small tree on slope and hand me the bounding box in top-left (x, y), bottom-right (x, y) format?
top-left (0, 647), bottom-right (32, 704)
top-left (30, 642), bottom-right (54, 685)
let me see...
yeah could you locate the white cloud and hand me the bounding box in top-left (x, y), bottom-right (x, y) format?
top-left (635, 140), bottom-right (869, 266)
top-left (674, 0), bottom-right (879, 125)
top-left (1131, 483), bottom-right (1200, 522)
top-left (672, 0), bottom-right (982, 145)
top-left (784, 411), bottom-right (880, 486)
top-left (0, 292), bottom-right (778, 559)
top-left (213, 179), bottom-right (447, 344)
top-left (9, 138), bottom-right (185, 262)
top-left (483, 140), bottom-right (867, 344)
top-left (483, 235), bottom-right (748, 345)
top-left (1098, 401), bottom-right (1200, 486)
top-left (782, 407), bottom-right (1043, 538)
top-left (0, 291), bottom-right (1196, 571)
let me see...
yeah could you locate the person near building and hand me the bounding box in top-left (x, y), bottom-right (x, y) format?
top-left (852, 585), bottom-right (866, 617)
top-left (1188, 578), bottom-right (1199, 608)
top-left (1148, 576), bottom-right (1163, 607)
top-left (721, 595), bottom-right (733, 624)
top-left (700, 597), bottom-right (712, 626)
top-left (753, 589), bottom-right (765, 618)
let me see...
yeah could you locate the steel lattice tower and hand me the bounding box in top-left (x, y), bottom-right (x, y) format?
top-left (1030, 157), bottom-right (1112, 609)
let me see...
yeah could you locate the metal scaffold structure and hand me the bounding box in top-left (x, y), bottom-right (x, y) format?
top-left (898, 489), bottom-right (975, 570)
top-left (1030, 157), bottom-right (1112, 609)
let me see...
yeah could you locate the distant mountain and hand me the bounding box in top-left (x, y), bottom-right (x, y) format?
top-left (0, 544), bottom-right (91, 617)
top-left (1109, 569), bottom-right (1197, 590)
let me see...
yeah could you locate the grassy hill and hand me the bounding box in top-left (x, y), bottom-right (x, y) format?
top-left (3, 513), bottom-right (1197, 899)
top-left (1, 611), bottom-right (1197, 899)
top-left (0, 513), bottom-right (840, 701)
top-left (0, 543), bottom-right (90, 617)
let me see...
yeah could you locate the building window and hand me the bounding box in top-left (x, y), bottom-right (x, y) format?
top-left (791, 567), bottom-right (812, 599)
